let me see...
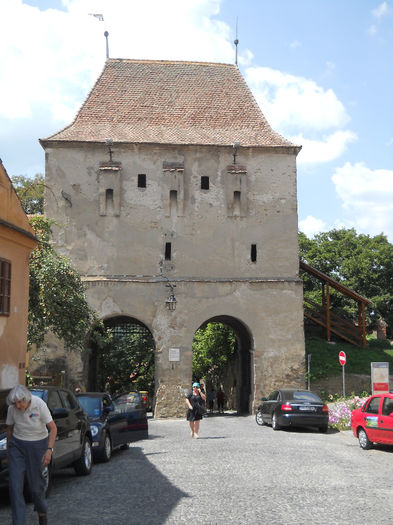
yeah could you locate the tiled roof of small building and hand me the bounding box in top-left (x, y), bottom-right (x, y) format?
top-left (41, 59), bottom-right (297, 148)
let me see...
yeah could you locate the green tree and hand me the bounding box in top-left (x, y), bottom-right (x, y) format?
top-left (192, 322), bottom-right (236, 382)
top-left (28, 215), bottom-right (94, 350)
top-left (299, 228), bottom-right (393, 335)
top-left (92, 324), bottom-right (155, 394)
top-left (11, 174), bottom-right (44, 214)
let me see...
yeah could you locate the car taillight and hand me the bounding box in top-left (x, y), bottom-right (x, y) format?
top-left (322, 404), bottom-right (329, 412)
top-left (281, 403), bottom-right (292, 411)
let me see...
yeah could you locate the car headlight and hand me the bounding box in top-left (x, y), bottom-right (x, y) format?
top-left (0, 437), bottom-right (7, 451)
top-left (90, 425), bottom-right (99, 437)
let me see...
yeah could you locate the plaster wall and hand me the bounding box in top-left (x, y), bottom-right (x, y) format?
top-left (0, 162), bottom-right (37, 389)
top-left (44, 144), bottom-right (300, 279)
top-left (42, 142), bottom-right (305, 416)
top-left (0, 226), bottom-right (35, 388)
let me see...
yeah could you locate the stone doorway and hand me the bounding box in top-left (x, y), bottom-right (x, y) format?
top-left (87, 315), bottom-right (155, 396)
top-left (192, 315), bottom-right (253, 414)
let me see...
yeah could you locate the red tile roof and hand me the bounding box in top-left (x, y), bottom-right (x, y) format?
top-left (41, 59), bottom-right (297, 149)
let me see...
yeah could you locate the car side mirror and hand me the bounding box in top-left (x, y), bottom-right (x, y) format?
top-left (261, 397), bottom-right (267, 401)
top-left (52, 407), bottom-right (68, 419)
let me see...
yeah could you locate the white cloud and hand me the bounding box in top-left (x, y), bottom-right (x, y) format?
top-left (299, 216), bottom-right (326, 238)
top-left (372, 2), bottom-right (391, 18)
top-left (245, 66), bottom-right (356, 165)
top-left (368, 24), bottom-right (377, 36)
top-left (291, 130), bottom-right (358, 165)
top-left (245, 66), bottom-right (350, 133)
top-left (0, 0), bottom-right (238, 124)
top-left (332, 162), bottom-right (393, 240)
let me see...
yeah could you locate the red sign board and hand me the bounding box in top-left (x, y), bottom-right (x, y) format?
top-left (339, 351), bottom-right (346, 366)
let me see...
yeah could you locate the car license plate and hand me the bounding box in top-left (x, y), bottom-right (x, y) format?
top-left (299, 406), bottom-right (316, 412)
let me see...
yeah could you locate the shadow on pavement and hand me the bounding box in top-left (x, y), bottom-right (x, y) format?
top-left (0, 445), bottom-right (189, 525)
top-left (48, 445), bottom-right (189, 525)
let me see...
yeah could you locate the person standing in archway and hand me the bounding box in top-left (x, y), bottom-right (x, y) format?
top-left (216, 387), bottom-right (226, 413)
top-left (185, 382), bottom-right (206, 439)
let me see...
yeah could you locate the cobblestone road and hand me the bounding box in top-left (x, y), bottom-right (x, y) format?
top-left (1, 413), bottom-right (393, 524)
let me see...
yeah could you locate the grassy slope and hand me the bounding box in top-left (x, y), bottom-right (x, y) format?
top-left (305, 336), bottom-right (393, 380)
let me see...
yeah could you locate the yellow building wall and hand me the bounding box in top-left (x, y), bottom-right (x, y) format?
top-left (0, 160), bottom-right (37, 388)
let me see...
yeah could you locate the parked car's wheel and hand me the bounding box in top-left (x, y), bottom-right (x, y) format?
top-left (272, 412), bottom-right (281, 431)
top-left (358, 428), bottom-right (372, 450)
top-left (319, 424), bottom-right (328, 433)
top-left (74, 438), bottom-right (92, 475)
top-left (97, 432), bottom-right (112, 463)
top-left (255, 410), bottom-right (264, 426)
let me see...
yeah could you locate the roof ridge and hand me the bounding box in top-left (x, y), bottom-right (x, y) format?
top-left (106, 58), bottom-right (237, 67)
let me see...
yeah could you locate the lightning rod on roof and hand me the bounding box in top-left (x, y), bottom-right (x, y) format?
top-left (88, 13), bottom-right (109, 60)
top-left (234, 16), bottom-right (239, 65)
top-left (104, 31), bottom-right (110, 59)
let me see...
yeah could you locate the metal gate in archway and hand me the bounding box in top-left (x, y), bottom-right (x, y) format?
top-left (87, 315), bottom-right (155, 395)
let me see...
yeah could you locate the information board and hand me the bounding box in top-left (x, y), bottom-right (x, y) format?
top-left (169, 348), bottom-right (180, 362)
top-left (371, 362), bottom-right (389, 394)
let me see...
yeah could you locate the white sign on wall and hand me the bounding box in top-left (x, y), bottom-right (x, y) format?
top-left (371, 362), bottom-right (389, 395)
top-left (169, 348), bottom-right (180, 362)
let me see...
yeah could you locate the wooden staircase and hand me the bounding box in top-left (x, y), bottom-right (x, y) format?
top-left (300, 261), bottom-right (371, 347)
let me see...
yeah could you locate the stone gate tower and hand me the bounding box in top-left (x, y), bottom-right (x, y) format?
top-left (40, 59), bottom-right (305, 417)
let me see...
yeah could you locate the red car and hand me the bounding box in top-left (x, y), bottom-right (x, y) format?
top-left (351, 393), bottom-right (393, 449)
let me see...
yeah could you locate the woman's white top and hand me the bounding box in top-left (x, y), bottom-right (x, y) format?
top-left (6, 395), bottom-right (53, 441)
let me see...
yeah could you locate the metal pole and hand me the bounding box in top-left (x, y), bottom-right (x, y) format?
top-left (342, 364), bottom-right (346, 398)
top-left (307, 354), bottom-right (311, 391)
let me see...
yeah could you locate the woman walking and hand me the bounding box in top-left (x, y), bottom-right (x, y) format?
top-left (6, 384), bottom-right (57, 525)
top-left (185, 382), bottom-right (206, 439)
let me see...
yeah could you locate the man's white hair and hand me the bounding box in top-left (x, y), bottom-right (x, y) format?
top-left (7, 384), bottom-right (32, 405)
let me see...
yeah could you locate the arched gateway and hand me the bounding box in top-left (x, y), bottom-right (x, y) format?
top-left (40, 59), bottom-right (306, 417)
top-left (194, 316), bottom-right (253, 414)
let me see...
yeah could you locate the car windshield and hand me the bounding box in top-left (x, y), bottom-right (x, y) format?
top-left (77, 396), bottom-right (102, 417)
top-left (286, 391), bottom-right (322, 403)
top-left (113, 393), bottom-right (139, 410)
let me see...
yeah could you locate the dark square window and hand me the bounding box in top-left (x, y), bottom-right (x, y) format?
top-left (201, 176), bottom-right (209, 190)
top-left (251, 244), bottom-right (257, 263)
top-left (138, 174), bottom-right (146, 188)
top-left (165, 242), bottom-right (172, 261)
top-left (0, 259), bottom-right (11, 315)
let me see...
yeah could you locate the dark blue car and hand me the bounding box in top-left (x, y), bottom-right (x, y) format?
top-left (76, 392), bottom-right (148, 462)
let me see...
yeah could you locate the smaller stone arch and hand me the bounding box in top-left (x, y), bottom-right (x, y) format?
top-left (193, 315), bottom-right (254, 414)
top-left (86, 314), bottom-right (156, 395)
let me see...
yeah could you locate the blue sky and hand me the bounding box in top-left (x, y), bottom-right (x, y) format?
top-left (1, 0), bottom-right (392, 240)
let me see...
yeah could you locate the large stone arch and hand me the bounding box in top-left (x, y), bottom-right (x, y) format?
top-left (193, 315), bottom-right (253, 414)
top-left (86, 314), bottom-right (156, 393)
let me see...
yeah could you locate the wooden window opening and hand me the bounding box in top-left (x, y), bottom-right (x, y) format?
top-left (0, 259), bottom-right (11, 315)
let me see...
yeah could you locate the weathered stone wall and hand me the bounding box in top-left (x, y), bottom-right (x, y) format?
top-left (42, 142), bottom-right (305, 417)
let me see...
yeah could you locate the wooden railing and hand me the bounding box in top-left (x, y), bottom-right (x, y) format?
top-left (304, 298), bottom-right (364, 347)
top-left (300, 261), bottom-right (371, 347)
